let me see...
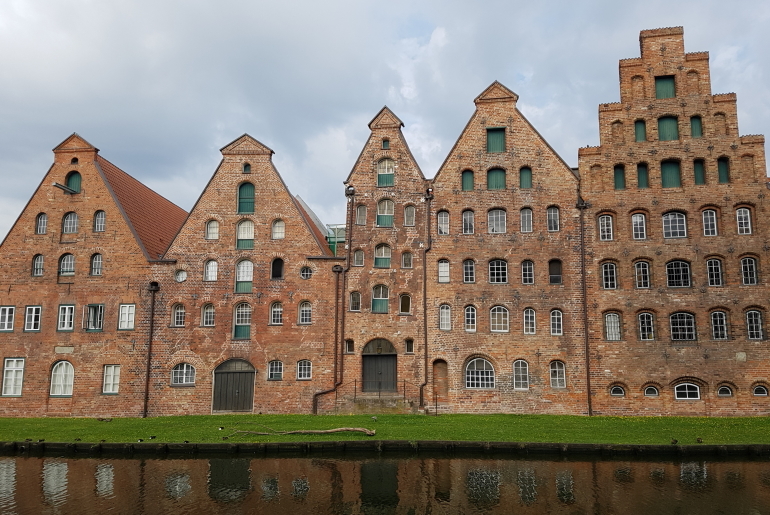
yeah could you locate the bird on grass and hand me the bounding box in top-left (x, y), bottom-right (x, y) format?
top-left (137, 439), bottom-right (143, 442)
top-left (150, 436), bottom-right (156, 440)
top-left (696, 437), bottom-right (703, 443)
top-left (218, 427), bottom-right (224, 430)
top-left (74, 438), bottom-right (81, 442)
top-left (671, 439), bottom-right (678, 445)
top-left (371, 416), bottom-right (378, 422)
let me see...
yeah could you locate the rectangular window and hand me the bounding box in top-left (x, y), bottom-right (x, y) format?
top-left (702, 210), bottom-right (717, 236)
top-left (85, 305), bottom-right (104, 331)
top-left (638, 313), bottom-right (654, 340)
top-left (486, 128), bottom-right (505, 153)
top-left (661, 161), bottom-right (682, 188)
top-left (635, 262), bottom-right (650, 289)
top-left (439, 306), bottom-right (451, 330)
top-left (438, 261), bottom-right (450, 283)
top-left (605, 314), bottom-right (621, 341)
top-left (297, 360), bottom-right (312, 380)
top-left (437, 212), bottom-right (449, 235)
top-left (613, 166), bottom-right (626, 190)
top-left (599, 215), bottom-right (613, 241)
top-left (462, 211), bottom-right (474, 234)
top-left (521, 261), bottom-right (534, 285)
top-left (520, 209), bottom-right (533, 233)
top-left (24, 306), bottom-right (41, 332)
top-left (118, 304), bottom-right (135, 330)
top-left (737, 208), bottom-right (752, 235)
top-left (0, 307), bottom-right (14, 331)
top-left (690, 116), bottom-right (703, 138)
top-left (2, 359), bottom-right (24, 396)
top-left (268, 361), bottom-right (283, 381)
top-left (58, 305), bottom-right (75, 331)
top-left (404, 206), bottom-right (415, 227)
top-left (694, 160), bottom-right (705, 185)
top-left (637, 164), bottom-right (649, 189)
top-left (405, 339), bottom-right (414, 353)
top-left (634, 120), bottom-right (646, 142)
top-left (655, 76), bottom-right (676, 99)
top-left (523, 309), bottom-right (536, 335)
top-left (658, 117), bottom-right (679, 141)
top-left (355, 206), bottom-right (366, 225)
top-left (632, 214), bottom-right (646, 240)
top-left (345, 340), bottom-right (354, 354)
top-left (707, 259), bottom-right (723, 286)
top-left (462, 261), bottom-right (476, 283)
top-left (711, 312), bottom-right (728, 340)
top-left (103, 365), bottom-right (120, 394)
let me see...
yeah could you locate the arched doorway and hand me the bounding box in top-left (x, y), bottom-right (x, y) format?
top-left (433, 360), bottom-right (448, 404)
top-left (213, 359), bottom-right (255, 411)
top-left (362, 339), bottom-right (397, 392)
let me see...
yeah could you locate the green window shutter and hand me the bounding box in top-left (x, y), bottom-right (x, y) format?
top-left (718, 158), bottom-right (730, 183)
top-left (487, 169), bottom-right (506, 190)
top-left (694, 160), bottom-right (706, 185)
top-left (377, 173), bottom-right (394, 187)
top-left (655, 76), bottom-right (675, 99)
top-left (461, 171), bottom-right (474, 191)
top-left (372, 299), bottom-right (388, 313)
top-left (658, 117), bottom-right (679, 141)
top-left (238, 183), bottom-right (255, 213)
top-left (376, 214), bottom-right (393, 227)
top-left (374, 257), bottom-right (391, 268)
top-left (690, 116), bottom-right (703, 138)
top-left (519, 168), bottom-right (532, 189)
top-left (661, 161), bottom-right (682, 188)
top-left (613, 166), bottom-right (626, 190)
top-left (637, 164), bottom-right (649, 189)
top-left (236, 239), bottom-right (254, 249)
top-left (486, 128), bottom-right (505, 153)
top-left (634, 120), bottom-right (646, 142)
top-left (235, 281), bottom-right (252, 293)
top-left (233, 325), bottom-right (250, 339)
top-left (66, 172), bottom-right (82, 193)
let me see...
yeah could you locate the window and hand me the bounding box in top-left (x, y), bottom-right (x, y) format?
top-left (36, 213), bottom-right (47, 234)
top-left (613, 166), bottom-right (626, 190)
top-left (236, 220), bottom-right (254, 249)
top-left (438, 259), bottom-right (450, 283)
top-left (550, 361), bottom-right (566, 388)
top-left (610, 386), bottom-right (625, 397)
top-left (353, 250), bottom-right (364, 266)
top-left (515, 210), bottom-right (533, 236)
top-left (405, 339), bottom-right (414, 353)
top-left (490, 306), bottom-right (509, 332)
top-left (550, 309), bottom-right (563, 335)
top-left (349, 292), bottom-right (361, 311)
top-left (204, 260), bottom-right (219, 281)
top-left (50, 361), bottom-right (74, 396)
top-left (601, 262), bottom-right (617, 289)
top-left (754, 386), bottom-right (769, 397)
top-left (661, 160), bottom-right (682, 187)
top-left (297, 360), bottom-right (312, 380)
top-left (401, 252), bottom-right (413, 268)
top-left (234, 303), bottom-right (251, 338)
top-left (487, 168), bottom-right (506, 190)
top-left (599, 215), bottom-right (613, 241)
top-left (462, 210), bottom-right (475, 234)
top-left (437, 211), bottom-right (449, 235)
top-left (465, 358), bottom-right (494, 388)
top-left (635, 261), bottom-right (650, 288)
top-left (702, 210), bottom-right (717, 236)
top-left (513, 360), bottom-right (529, 390)
top-left (404, 205), bottom-right (415, 226)
top-left (711, 311), bottom-right (728, 340)
top-left (655, 76), bottom-right (675, 99)
top-left (2, 359), bottom-right (24, 396)
top-left (658, 116), bottom-right (679, 140)
top-left (747, 310), bottom-right (763, 340)
top-left (270, 302), bottom-right (283, 325)
top-left (486, 128), bottom-right (505, 153)
top-left (205, 220), bottom-right (219, 240)
top-left (202, 304), bottom-right (215, 327)
top-left (237, 183), bottom-right (255, 213)
top-left (690, 116), bottom-right (703, 137)
top-left (519, 167), bottom-right (533, 189)
top-left (488, 209), bottom-right (506, 234)
top-left (707, 258), bottom-right (723, 286)
top-left (639, 312), bottom-right (655, 340)
top-left (718, 157), bottom-right (730, 184)
top-left (605, 313), bottom-right (621, 340)
top-left (300, 266), bottom-right (312, 279)
top-left (381, 139), bottom-right (390, 150)
top-left (58, 305), bottom-right (75, 331)
top-left (663, 212), bottom-right (687, 238)
top-left (117, 304), bottom-right (136, 330)
top-left (464, 306), bottom-right (476, 332)
top-left (377, 200), bottom-right (394, 227)
top-left (90, 254), bottom-right (103, 276)
top-left (521, 260), bottom-right (534, 285)
top-left (489, 259), bottom-right (508, 283)
top-left (0, 307), bottom-right (14, 331)
top-left (632, 213), bottom-right (647, 240)
top-left (272, 220), bottom-right (285, 239)
top-left (666, 261), bottom-right (691, 287)
top-left (463, 260), bottom-right (475, 283)
top-left (675, 383), bottom-right (700, 400)
top-left (549, 260), bottom-right (562, 285)
top-left (235, 260), bottom-right (253, 293)
top-left (634, 120), bottom-right (646, 142)
top-left (271, 258), bottom-right (284, 280)
top-left (171, 363), bottom-right (195, 385)
top-left (377, 159), bottom-right (395, 187)
top-left (268, 361), bottom-right (283, 380)
top-left (372, 285), bottom-right (389, 313)
top-left (62, 212), bottom-right (78, 234)
top-left (243, 163), bottom-right (251, 173)
top-left (345, 340), bottom-right (354, 354)
top-left (32, 255), bottom-right (44, 276)
top-left (694, 159), bottom-right (706, 185)
top-left (644, 386), bottom-right (659, 397)
top-left (299, 301), bottom-right (312, 325)
top-left (439, 304), bottom-right (451, 330)
top-left (374, 244), bottom-right (391, 268)
top-left (93, 211), bottom-right (106, 232)
top-left (65, 171), bottom-right (82, 193)
top-left (736, 207), bottom-right (752, 235)
top-left (670, 312), bottom-right (696, 341)
top-left (103, 365), bottom-right (120, 394)
top-left (356, 205), bottom-right (367, 225)
top-left (741, 257), bottom-right (758, 285)
top-left (399, 294), bottom-right (411, 314)
top-left (461, 170), bottom-right (474, 191)
top-left (637, 164), bottom-right (649, 188)
top-left (171, 304), bottom-right (185, 327)
top-left (25, 306), bottom-right (41, 331)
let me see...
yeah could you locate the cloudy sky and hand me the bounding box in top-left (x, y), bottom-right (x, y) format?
top-left (1, 0), bottom-right (769, 241)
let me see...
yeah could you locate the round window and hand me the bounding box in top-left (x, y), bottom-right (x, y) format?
top-left (175, 270), bottom-right (187, 283)
top-left (300, 267), bottom-right (313, 279)
top-left (610, 386), bottom-right (625, 397)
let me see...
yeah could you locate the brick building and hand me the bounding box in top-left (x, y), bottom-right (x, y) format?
top-left (0, 27), bottom-right (767, 417)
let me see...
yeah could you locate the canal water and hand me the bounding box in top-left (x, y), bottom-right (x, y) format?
top-left (0, 453), bottom-right (768, 514)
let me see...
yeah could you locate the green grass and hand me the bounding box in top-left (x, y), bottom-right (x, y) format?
top-left (1, 414), bottom-right (769, 446)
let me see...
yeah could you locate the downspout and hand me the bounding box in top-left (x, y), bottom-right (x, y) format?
top-left (143, 281), bottom-right (160, 418)
top-left (419, 187), bottom-right (434, 407)
top-left (578, 194), bottom-right (593, 416)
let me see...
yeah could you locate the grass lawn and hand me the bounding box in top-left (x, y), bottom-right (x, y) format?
top-left (0, 414), bottom-right (769, 446)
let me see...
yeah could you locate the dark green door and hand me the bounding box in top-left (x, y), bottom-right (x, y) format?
top-left (213, 359), bottom-right (255, 411)
top-left (362, 355), bottom-right (397, 392)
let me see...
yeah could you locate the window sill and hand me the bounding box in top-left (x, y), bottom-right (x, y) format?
top-left (102, 392), bottom-right (119, 396)
top-left (49, 395), bottom-right (72, 398)
top-left (117, 328), bottom-right (135, 331)
top-left (231, 338), bottom-right (250, 341)
top-left (1, 395), bottom-right (21, 398)
top-left (57, 329), bottom-right (74, 333)
top-left (170, 383), bottom-right (195, 388)
top-left (267, 378), bottom-right (283, 382)
top-left (297, 378), bottom-right (312, 381)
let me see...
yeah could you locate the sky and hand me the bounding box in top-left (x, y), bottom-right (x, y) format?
top-left (1, 0), bottom-right (769, 241)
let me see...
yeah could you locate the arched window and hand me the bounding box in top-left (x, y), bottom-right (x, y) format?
top-left (520, 208), bottom-right (533, 233)
top-left (356, 205), bottom-right (367, 225)
top-left (35, 213), bottom-right (47, 234)
top-left (268, 360), bottom-right (284, 380)
top-left (70, 157), bottom-right (78, 164)
top-left (372, 285), bottom-right (389, 313)
top-left (521, 260), bottom-right (534, 285)
top-left (461, 170), bottom-right (474, 191)
top-left (718, 385), bottom-right (733, 397)
top-left (236, 220), bottom-right (254, 249)
top-left (644, 386), bottom-right (659, 397)
top-left (90, 254), bottom-right (103, 276)
top-left (50, 361), bottom-right (74, 396)
top-left (754, 385), bottom-right (769, 397)
top-left (658, 116), bottom-right (679, 140)
top-left (93, 211), bottom-right (106, 232)
top-left (439, 304), bottom-right (451, 330)
top-left (300, 266), bottom-right (312, 279)
top-left (637, 163), bottom-right (649, 188)
top-left (661, 160), bottom-right (682, 188)
top-left (271, 258), bottom-right (284, 280)
top-left (399, 294), bottom-right (411, 314)
top-left (404, 205), bottom-right (415, 226)
top-left (702, 209), bottom-right (717, 236)
top-left (59, 254), bottom-right (75, 276)
top-left (237, 183), bottom-right (255, 213)
top-left (487, 168), bottom-right (506, 190)
top-left (613, 165), bottom-right (626, 190)
top-left (736, 207), bottom-right (752, 235)
top-left (204, 260), bottom-right (218, 281)
top-left (610, 385), bottom-right (626, 397)
top-left (65, 172), bottom-right (81, 193)
top-left (401, 252), bottom-right (413, 268)
top-left (234, 303), bottom-right (251, 338)
top-left (599, 214), bottom-right (613, 241)
top-left (549, 361), bottom-right (566, 388)
top-left (437, 211), bottom-right (449, 235)
top-left (235, 260), bottom-right (253, 293)
top-left (462, 210), bottom-right (475, 234)
top-left (172, 304), bottom-right (186, 327)
top-left (550, 309), bottom-right (563, 335)
top-left (670, 312), bottom-right (696, 341)
top-left (711, 311), bottom-right (728, 340)
top-left (465, 358), bottom-right (494, 389)
top-left (488, 209), bottom-right (506, 234)
top-left (634, 120), bottom-right (646, 142)
top-left (490, 306), bottom-right (509, 332)
top-left (171, 363), bottom-right (195, 385)
top-left (62, 212), bottom-right (78, 234)
top-left (297, 360), bottom-right (312, 380)
top-left (272, 220), bottom-right (285, 239)
top-left (202, 304), bottom-right (215, 327)
top-left (438, 259), bottom-right (450, 283)
top-left (601, 262), bottom-right (617, 289)
top-left (707, 258), bottom-right (723, 286)
top-left (374, 244), bottom-right (391, 268)
top-left (638, 312), bottom-right (655, 340)
top-left (662, 212), bottom-right (687, 238)
top-left (464, 306), bottom-right (477, 332)
top-left (32, 255), bottom-right (44, 276)
top-left (666, 261), bottom-right (691, 287)
top-left (674, 383), bottom-right (700, 400)
top-left (513, 360), bottom-right (529, 390)
top-left (270, 302), bottom-right (283, 325)
top-left (519, 167), bottom-right (532, 189)
top-left (205, 220), bottom-right (219, 240)
top-left (694, 159), bottom-right (706, 185)
top-left (377, 158), bottom-right (395, 187)
top-left (299, 301), bottom-right (312, 325)
top-left (240, 162), bottom-right (251, 174)
top-left (548, 260), bottom-right (562, 284)
top-left (463, 260), bottom-right (475, 283)
top-left (605, 313), bottom-right (621, 340)
top-left (546, 207), bottom-right (560, 231)
top-left (349, 292), bottom-right (361, 311)
top-left (634, 261), bottom-right (650, 288)
top-left (746, 310), bottom-right (763, 340)
top-left (718, 157), bottom-right (730, 184)
top-left (488, 259), bottom-right (508, 283)
top-left (632, 213), bottom-right (646, 239)
top-left (377, 199), bottom-right (394, 227)
top-left (353, 250), bottom-right (364, 266)
top-left (690, 116), bottom-right (703, 138)
top-left (523, 308), bottom-right (536, 334)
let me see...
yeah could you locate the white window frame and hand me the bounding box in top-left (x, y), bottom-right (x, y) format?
top-left (550, 309), bottom-right (563, 336)
top-left (270, 302), bottom-right (283, 325)
top-left (204, 260), bottom-right (218, 281)
top-left (62, 212), bottom-right (78, 234)
top-left (521, 260), bottom-right (534, 285)
top-left (439, 304), bottom-right (451, 330)
top-left (489, 259), bottom-right (508, 284)
top-left (298, 301), bottom-right (312, 325)
top-left (632, 213), bottom-right (647, 240)
top-left (599, 215), bottom-right (613, 241)
top-left (437, 211), bottom-right (449, 235)
top-left (462, 210), bottom-right (475, 234)
top-left (2, 358), bottom-right (24, 396)
top-left (707, 258), bottom-right (723, 287)
top-left (488, 209), bottom-right (507, 234)
top-left (355, 205), bottom-right (367, 225)
top-left (464, 306), bottom-right (476, 332)
top-left (272, 220), bottom-right (285, 239)
top-left (490, 306), bottom-right (509, 333)
top-left (702, 209), bottom-right (717, 236)
top-left (463, 260), bottom-right (475, 283)
top-left (520, 208), bottom-right (533, 233)
top-left (90, 254), bottom-right (103, 276)
top-left (172, 304), bottom-right (185, 327)
top-left (513, 360), bottom-right (529, 390)
top-left (605, 313), bottom-right (621, 340)
top-left (93, 211), bottom-right (106, 232)
top-left (202, 304), bottom-right (215, 327)
top-left (58, 305), bottom-right (75, 331)
top-left (523, 308), bottom-right (536, 334)
top-left (663, 212), bottom-right (687, 238)
top-left (670, 312), bottom-right (696, 341)
top-left (32, 255), bottom-right (44, 276)
top-left (601, 262), bottom-right (617, 289)
top-left (404, 205), bottom-right (415, 227)
top-left (0, 307), bottom-right (14, 331)
top-left (349, 292), bottom-right (361, 311)
top-left (634, 261), bottom-right (650, 289)
top-left (171, 363), bottom-right (195, 385)
top-left (465, 358), bottom-right (495, 389)
top-left (741, 257), bottom-right (758, 285)
top-left (438, 260), bottom-right (450, 283)
top-left (747, 310), bottom-right (763, 340)
top-left (353, 250), bottom-right (364, 267)
top-left (50, 361), bottom-right (74, 396)
top-left (297, 360), bottom-right (312, 380)
top-left (59, 254), bottom-right (75, 276)
top-left (401, 252), bottom-right (413, 268)
top-left (674, 383), bottom-right (700, 400)
top-left (205, 220), bottom-right (220, 240)
top-left (268, 360), bottom-right (283, 380)
top-left (711, 311), bottom-right (728, 340)
top-left (546, 207), bottom-right (560, 232)
top-left (736, 207), bottom-right (752, 235)
top-left (36, 213), bottom-right (47, 234)
top-left (25, 306), bottom-right (41, 331)
top-left (550, 361), bottom-right (566, 388)
top-left (638, 312), bottom-right (654, 340)
top-left (666, 261), bottom-right (691, 287)
top-left (102, 365), bottom-right (120, 394)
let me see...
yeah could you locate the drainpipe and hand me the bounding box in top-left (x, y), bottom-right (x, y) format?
top-left (143, 281), bottom-right (160, 418)
top-left (419, 187), bottom-right (434, 408)
top-left (578, 195), bottom-right (593, 416)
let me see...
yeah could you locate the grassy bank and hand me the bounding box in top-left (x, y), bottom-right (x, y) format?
top-left (1, 414), bottom-right (769, 445)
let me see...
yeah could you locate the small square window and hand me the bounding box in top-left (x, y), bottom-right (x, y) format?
top-left (382, 139), bottom-right (390, 150)
top-left (405, 339), bottom-right (414, 353)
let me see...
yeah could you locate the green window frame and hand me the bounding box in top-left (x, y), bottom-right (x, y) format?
top-left (694, 160), bottom-right (706, 185)
top-left (613, 165), bottom-right (626, 190)
top-left (519, 167), bottom-right (532, 189)
top-left (461, 170), bottom-right (474, 191)
top-left (372, 285), bottom-right (389, 313)
top-left (486, 128), bottom-right (505, 153)
top-left (637, 164), bottom-right (649, 189)
top-left (690, 116), bottom-right (703, 138)
top-left (374, 244), bottom-right (391, 268)
top-left (65, 172), bottom-right (81, 193)
top-left (236, 220), bottom-right (254, 249)
top-left (377, 159), bottom-right (395, 187)
top-left (376, 199), bottom-right (394, 227)
top-left (233, 303), bottom-right (251, 339)
top-left (235, 260), bottom-right (253, 293)
top-left (718, 157), bottom-right (730, 184)
top-left (487, 169), bottom-right (506, 190)
top-left (661, 160), bottom-right (682, 188)
top-left (237, 183), bottom-right (255, 214)
top-left (634, 120), bottom-right (646, 142)
top-left (658, 116), bottom-right (679, 141)
top-left (655, 76), bottom-right (676, 99)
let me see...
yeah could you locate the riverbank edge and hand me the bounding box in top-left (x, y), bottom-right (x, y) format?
top-left (3, 440), bottom-right (770, 460)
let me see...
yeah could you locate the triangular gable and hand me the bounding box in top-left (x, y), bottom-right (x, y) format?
top-left (474, 81), bottom-right (519, 105)
top-left (220, 134), bottom-right (274, 156)
top-left (368, 106), bottom-right (404, 130)
top-left (53, 133), bottom-right (99, 153)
